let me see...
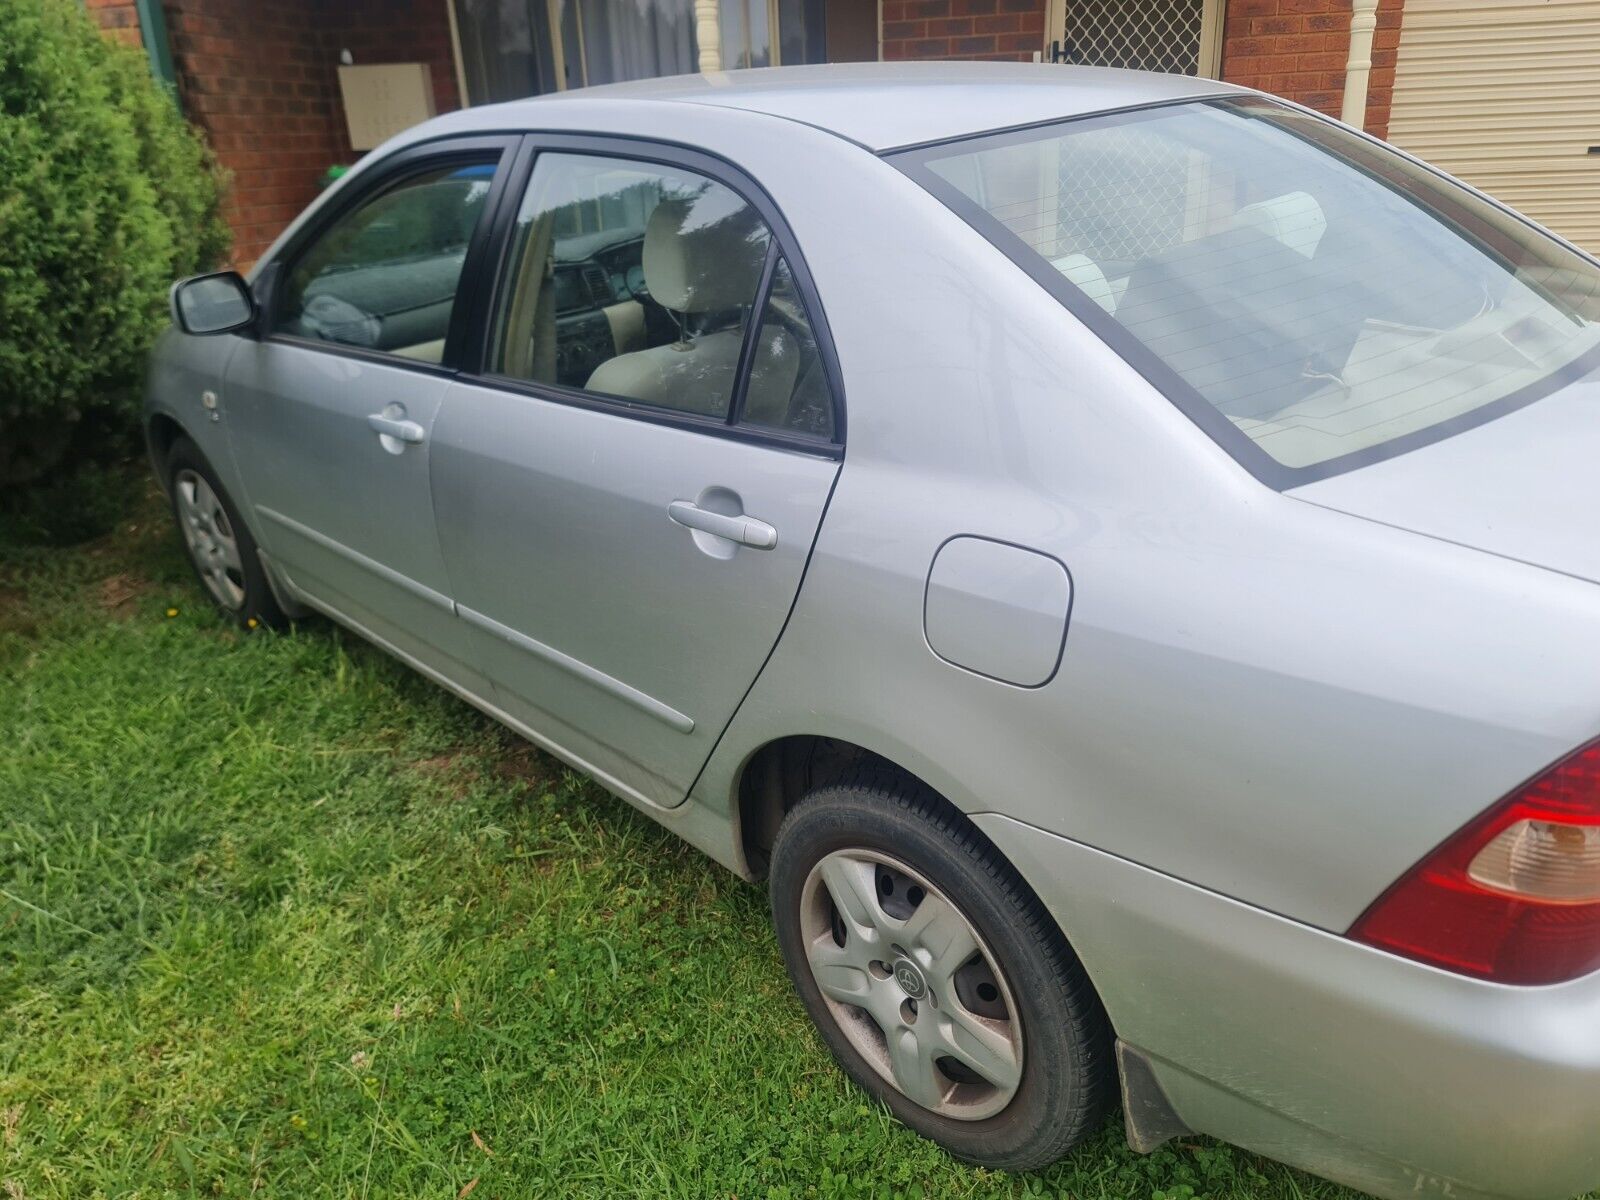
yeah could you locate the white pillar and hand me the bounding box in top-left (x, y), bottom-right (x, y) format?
top-left (696, 0), bottom-right (723, 73)
top-left (1341, 0), bottom-right (1380, 129)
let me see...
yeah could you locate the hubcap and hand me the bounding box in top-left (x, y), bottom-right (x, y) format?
top-left (174, 469), bottom-right (246, 611)
top-left (799, 849), bottom-right (1024, 1120)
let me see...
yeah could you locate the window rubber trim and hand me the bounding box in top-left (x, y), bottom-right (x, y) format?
top-left (888, 96), bottom-right (1600, 491)
top-left (456, 131), bottom-right (847, 457)
top-left (728, 241), bottom-right (782, 428)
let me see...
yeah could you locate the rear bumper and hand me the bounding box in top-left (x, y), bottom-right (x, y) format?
top-left (973, 813), bottom-right (1600, 1200)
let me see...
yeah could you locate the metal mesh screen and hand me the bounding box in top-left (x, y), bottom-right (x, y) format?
top-left (1054, 124), bottom-right (1193, 263)
top-left (1064, 0), bottom-right (1205, 75)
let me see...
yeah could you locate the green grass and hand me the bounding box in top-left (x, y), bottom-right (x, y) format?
top-left (0, 485), bottom-right (1368, 1200)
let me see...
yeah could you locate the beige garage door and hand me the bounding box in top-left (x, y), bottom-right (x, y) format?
top-left (1387, 0), bottom-right (1600, 253)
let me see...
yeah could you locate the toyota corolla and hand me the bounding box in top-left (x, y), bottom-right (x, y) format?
top-left (149, 63), bottom-right (1600, 1200)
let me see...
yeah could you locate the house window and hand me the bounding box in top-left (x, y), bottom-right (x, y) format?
top-left (453, 0), bottom-right (825, 103)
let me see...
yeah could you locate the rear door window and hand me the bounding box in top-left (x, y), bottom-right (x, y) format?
top-left (486, 150), bottom-right (837, 442)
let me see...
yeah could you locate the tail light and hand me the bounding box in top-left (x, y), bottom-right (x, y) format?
top-left (1349, 739), bottom-right (1600, 984)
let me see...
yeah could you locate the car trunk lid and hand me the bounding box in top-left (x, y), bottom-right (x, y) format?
top-left (1288, 366), bottom-right (1600, 585)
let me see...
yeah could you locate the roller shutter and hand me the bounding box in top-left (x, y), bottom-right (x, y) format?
top-left (1387, 0), bottom-right (1600, 253)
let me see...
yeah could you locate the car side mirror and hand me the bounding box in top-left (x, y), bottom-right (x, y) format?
top-left (171, 270), bottom-right (256, 336)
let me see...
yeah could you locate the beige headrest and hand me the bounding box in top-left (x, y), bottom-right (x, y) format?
top-left (1230, 191), bottom-right (1327, 260)
top-left (643, 189), bottom-right (770, 313)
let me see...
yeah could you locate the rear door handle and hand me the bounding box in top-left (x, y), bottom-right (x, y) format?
top-left (367, 413), bottom-right (425, 444)
top-left (667, 500), bottom-right (777, 550)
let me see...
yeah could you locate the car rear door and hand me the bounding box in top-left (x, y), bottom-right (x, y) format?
top-left (224, 137), bottom-right (518, 687)
top-left (430, 137), bottom-right (843, 808)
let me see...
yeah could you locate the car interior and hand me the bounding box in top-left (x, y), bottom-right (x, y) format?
top-left (933, 102), bottom-right (1600, 469)
top-left (277, 163), bottom-right (496, 363)
top-left (492, 154), bottom-right (832, 437)
top-left (269, 153), bottom-right (834, 441)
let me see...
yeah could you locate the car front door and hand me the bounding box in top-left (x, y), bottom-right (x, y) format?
top-left (225, 138), bottom-right (517, 687)
top-left (430, 141), bottom-right (843, 808)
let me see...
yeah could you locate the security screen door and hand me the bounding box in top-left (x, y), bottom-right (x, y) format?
top-left (1052, 0), bottom-right (1222, 77)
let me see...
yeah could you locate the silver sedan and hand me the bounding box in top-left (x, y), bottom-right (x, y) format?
top-left (149, 63), bottom-right (1600, 1200)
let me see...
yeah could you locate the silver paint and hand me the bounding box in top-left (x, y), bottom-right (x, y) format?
top-left (146, 65), bottom-right (1600, 1200)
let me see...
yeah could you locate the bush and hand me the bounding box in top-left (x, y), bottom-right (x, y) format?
top-left (0, 0), bottom-right (229, 510)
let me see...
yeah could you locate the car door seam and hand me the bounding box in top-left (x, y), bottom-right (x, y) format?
top-left (679, 459), bottom-right (846, 804)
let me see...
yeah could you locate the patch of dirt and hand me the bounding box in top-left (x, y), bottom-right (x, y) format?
top-left (494, 741), bottom-right (554, 786)
top-left (0, 585), bottom-right (36, 639)
top-left (98, 572), bottom-right (150, 619)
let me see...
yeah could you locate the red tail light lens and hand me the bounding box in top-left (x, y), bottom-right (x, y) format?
top-left (1349, 740), bottom-right (1600, 984)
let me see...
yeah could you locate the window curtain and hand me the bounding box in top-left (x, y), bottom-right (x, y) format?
top-left (455, 0), bottom-right (557, 102)
top-left (575, 0), bottom-right (698, 86)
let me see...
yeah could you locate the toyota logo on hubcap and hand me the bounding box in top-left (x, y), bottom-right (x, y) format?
top-left (893, 958), bottom-right (926, 999)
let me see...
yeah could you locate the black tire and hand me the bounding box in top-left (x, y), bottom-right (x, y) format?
top-left (769, 772), bottom-right (1114, 1171)
top-left (164, 436), bottom-right (286, 629)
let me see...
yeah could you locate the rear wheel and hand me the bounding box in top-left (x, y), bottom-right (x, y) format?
top-left (165, 436), bottom-right (285, 628)
top-left (769, 774), bottom-right (1114, 1170)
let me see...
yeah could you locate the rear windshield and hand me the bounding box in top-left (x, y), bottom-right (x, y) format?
top-left (896, 97), bottom-right (1600, 485)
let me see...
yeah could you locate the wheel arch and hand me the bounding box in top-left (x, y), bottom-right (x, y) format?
top-left (145, 411), bottom-right (189, 489)
top-left (735, 734), bottom-right (905, 879)
top-left (732, 735), bottom-right (1075, 953)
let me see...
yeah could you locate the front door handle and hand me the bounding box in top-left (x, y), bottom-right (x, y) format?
top-left (667, 500), bottom-right (777, 550)
top-left (367, 413), bottom-right (425, 444)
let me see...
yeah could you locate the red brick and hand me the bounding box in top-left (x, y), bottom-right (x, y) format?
top-left (1297, 51), bottom-right (1347, 71)
top-left (1254, 53), bottom-right (1303, 73)
top-left (950, 33), bottom-right (998, 54)
top-left (883, 19), bottom-right (928, 39)
top-left (996, 31), bottom-right (1041, 52)
top-left (973, 13), bottom-right (1022, 33)
top-left (897, 36), bottom-right (954, 57)
top-left (1251, 15), bottom-right (1303, 35)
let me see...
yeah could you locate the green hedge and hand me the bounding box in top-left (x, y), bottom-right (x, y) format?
top-left (0, 0), bottom-right (229, 495)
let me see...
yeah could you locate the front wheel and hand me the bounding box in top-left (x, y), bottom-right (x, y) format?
top-left (769, 775), bottom-right (1114, 1171)
top-left (165, 436), bottom-right (285, 628)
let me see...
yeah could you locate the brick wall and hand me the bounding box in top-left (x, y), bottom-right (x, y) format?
top-left (86, 0), bottom-right (144, 47)
top-left (165, 0), bottom-right (344, 266)
top-left (882, 0), bottom-right (1047, 63)
top-left (881, 0), bottom-right (1405, 138)
top-left (1220, 0), bottom-right (1404, 136)
top-left (120, 0), bottom-right (461, 266)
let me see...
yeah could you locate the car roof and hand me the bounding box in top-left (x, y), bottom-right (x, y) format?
top-left (451, 62), bottom-right (1243, 153)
